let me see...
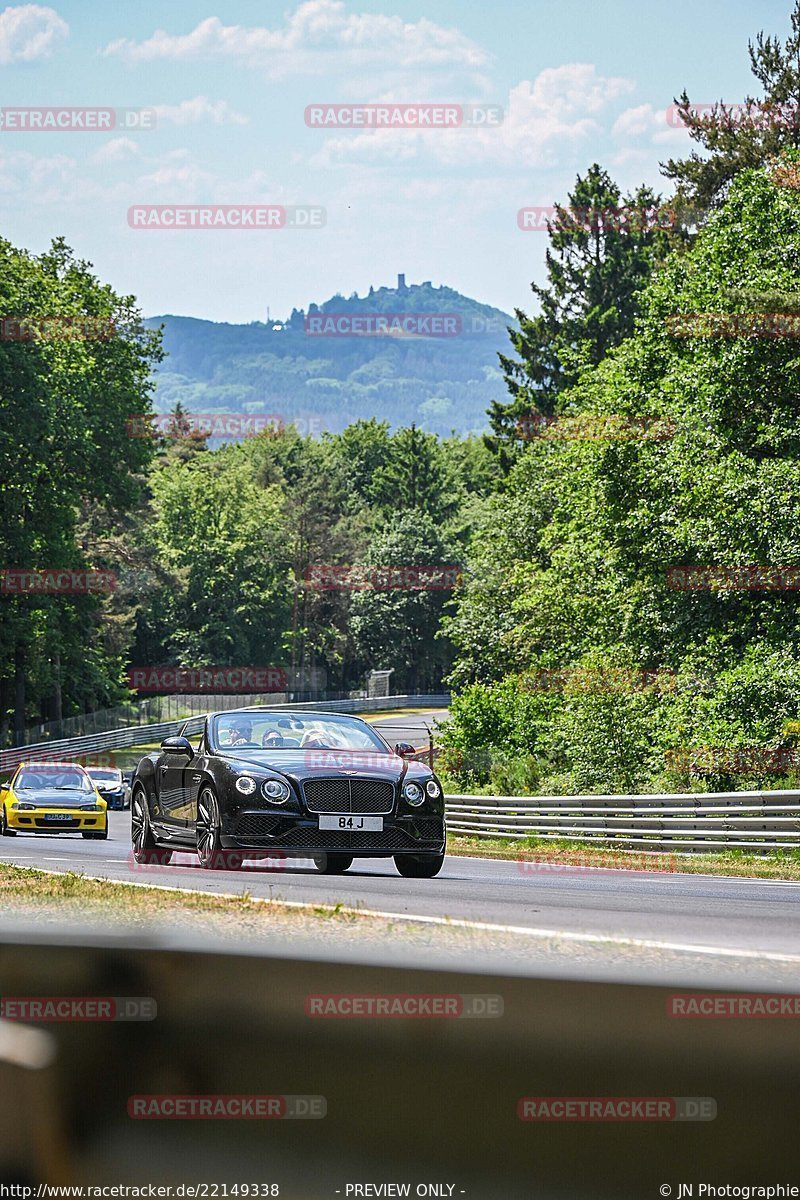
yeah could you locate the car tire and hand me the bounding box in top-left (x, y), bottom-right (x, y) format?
top-left (312, 853), bottom-right (354, 874)
top-left (131, 786), bottom-right (172, 865)
top-left (394, 853), bottom-right (445, 878)
top-left (83, 827), bottom-right (109, 840)
top-left (196, 786), bottom-right (239, 869)
top-left (0, 807), bottom-right (15, 837)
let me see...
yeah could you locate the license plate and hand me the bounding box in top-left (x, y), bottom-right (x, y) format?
top-left (318, 815), bottom-right (383, 832)
top-left (43, 813), bottom-right (72, 822)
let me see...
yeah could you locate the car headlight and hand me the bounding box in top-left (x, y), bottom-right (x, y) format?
top-left (81, 803), bottom-right (104, 811)
top-left (235, 776), bottom-right (257, 796)
top-left (262, 779), bottom-right (290, 804)
top-left (426, 779), bottom-right (441, 798)
top-left (403, 782), bottom-right (425, 806)
top-left (11, 802), bottom-right (35, 811)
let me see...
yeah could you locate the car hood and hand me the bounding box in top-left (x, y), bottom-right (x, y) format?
top-left (218, 749), bottom-right (414, 784)
top-left (13, 789), bottom-right (96, 807)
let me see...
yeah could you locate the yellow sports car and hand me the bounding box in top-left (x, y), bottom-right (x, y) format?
top-left (0, 761), bottom-right (108, 839)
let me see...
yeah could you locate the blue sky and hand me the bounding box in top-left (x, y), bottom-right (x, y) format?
top-left (0, 0), bottom-right (792, 321)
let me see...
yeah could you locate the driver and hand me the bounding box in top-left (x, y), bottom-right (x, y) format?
top-left (227, 718), bottom-right (253, 747)
top-left (299, 728), bottom-right (329, 749)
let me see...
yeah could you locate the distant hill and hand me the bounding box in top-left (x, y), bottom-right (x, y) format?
top-left (145, 278), bottom-right (514, 437)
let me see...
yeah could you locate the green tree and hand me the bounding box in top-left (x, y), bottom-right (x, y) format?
top-left (349, 512), bottom-right (459, 692)
top-left (147, 446), bottom-right (290, 668)
top-left (663, 2), bottom-right (800, 207)
top-left (445, 160), bottom-right (800, 792)
top-left (0, 237), bottom-right (160, 740)
top-left (370, 423), bottom-right (459, 521)
top-left (487, 164), bottom-right (686, 471)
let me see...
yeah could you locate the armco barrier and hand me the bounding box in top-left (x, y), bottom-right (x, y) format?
top-left (0, 695), bottom-right (449, 773)
top-left (445, 789), bottom-right (800, 851)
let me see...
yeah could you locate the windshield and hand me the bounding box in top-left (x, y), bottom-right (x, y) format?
top-left (15, 766), bottom-right (94, 793)
top-left (210, 712), bottom-right (392, 753)
top-left (87, 769), bottom-right (122, 783)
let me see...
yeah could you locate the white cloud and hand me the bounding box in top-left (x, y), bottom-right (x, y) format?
top-left (612, 102), bottom-right (654, 139)
top-left (310, 65), bottom-right (632, 170)
top-left (152, 96), bottom-right (249, 127)
top-left (102, 0), bottom-right (489, 82)
top-left (89, 138), bottom-right (142, 166)
top-left (0, 3), bottom-right (67, 64)
top-left (0, 143), bottom-right (299, 214)
top-left (526, 63), bottom-right (635, 118)
top-left (134, 162), bottom-right (218, 194)
top-left (612, 102), bottom-right (689, 148)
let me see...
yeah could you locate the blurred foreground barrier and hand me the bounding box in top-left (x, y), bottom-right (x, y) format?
top-left (446, 789), bottom-right (800, 851)
top-left (0, 928), bottom-right (799, 1192)
top-left (0, 1014), bottom-right (65, 1185)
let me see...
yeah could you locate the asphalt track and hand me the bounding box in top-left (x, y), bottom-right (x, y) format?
top-left (1, 808), bottom-right (800, 960)
top-left (2, 708), bottom-right (800, 969)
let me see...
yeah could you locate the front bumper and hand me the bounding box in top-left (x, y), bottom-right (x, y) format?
top-left (220, 811), bottom-right (445, 856)
top-left (6, 807), bottom-right (107, 832)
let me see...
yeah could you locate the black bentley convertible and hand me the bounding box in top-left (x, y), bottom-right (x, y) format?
top-left (130, 707), bottom-right (446, 877)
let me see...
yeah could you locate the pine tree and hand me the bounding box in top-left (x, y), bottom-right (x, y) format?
top-left (663, 2), bottom-right (800, 208)
top-left (487, 164), bottom-right (683, 470)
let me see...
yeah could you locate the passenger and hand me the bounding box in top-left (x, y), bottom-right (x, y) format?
top-left (227, 719), bottom-right (253, 747)
top-left (262, 729), bottom-right (283, 749)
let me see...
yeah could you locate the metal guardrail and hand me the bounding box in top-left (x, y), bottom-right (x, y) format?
top-left (17, 689), bottom-right (394, 746)
top-left (445, 789), bottom-right (800, 851)
top-left (0, 695), bottom-right (450, 773)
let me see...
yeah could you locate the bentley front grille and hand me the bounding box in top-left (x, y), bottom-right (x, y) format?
top-left (302, 777), bottom-right (395, 815)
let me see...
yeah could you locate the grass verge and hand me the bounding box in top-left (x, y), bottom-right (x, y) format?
top-left (446, 834), bottom-right (800, 880)
top-left (0, 861), bottom-right (366, 928)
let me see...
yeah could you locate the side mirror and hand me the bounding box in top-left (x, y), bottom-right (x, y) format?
top-left (160, 736), bottom-right (194, 757)
top-left (395, 742), bottom-right (416, 758)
